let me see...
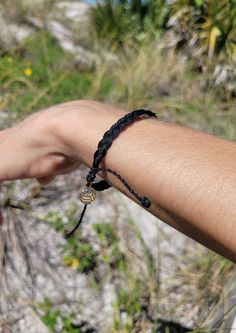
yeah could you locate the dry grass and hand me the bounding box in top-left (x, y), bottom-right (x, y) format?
top-left (89, 40), bottom-right (236, 140)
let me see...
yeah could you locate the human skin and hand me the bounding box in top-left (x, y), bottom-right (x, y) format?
top-left (0, 100), bottom-right (235, 261)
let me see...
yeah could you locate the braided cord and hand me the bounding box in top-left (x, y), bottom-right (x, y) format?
top-left (86, 109), bottom-right (157, 184)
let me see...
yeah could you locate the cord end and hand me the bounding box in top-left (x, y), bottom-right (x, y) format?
top-left (141, 197), bottom-right (151, 208)
top-left (63, 231), bottom-right (72, 239)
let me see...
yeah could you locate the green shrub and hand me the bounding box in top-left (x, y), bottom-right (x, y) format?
top-left (63, 237), bottom-right (98, 274)
top-left (89, 0), bottom-right (169, 50)
top-left (40, 298), bottom-right (80, 333)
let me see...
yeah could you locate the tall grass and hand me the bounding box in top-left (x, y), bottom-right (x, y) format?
top-left (88, 40), bottom-right (236, 140)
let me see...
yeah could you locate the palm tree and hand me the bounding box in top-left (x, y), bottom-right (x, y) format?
top-left (168, 0), bottom-right (236, 61)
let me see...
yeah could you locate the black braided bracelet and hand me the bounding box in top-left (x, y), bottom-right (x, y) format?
top-left (64, 109), bottom-right (157, 238)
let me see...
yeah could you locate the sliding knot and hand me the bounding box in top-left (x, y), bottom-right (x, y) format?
top-left (141, 197), bottom-right (151, 208)
top-left (91, 180), bottom-right (111, 191)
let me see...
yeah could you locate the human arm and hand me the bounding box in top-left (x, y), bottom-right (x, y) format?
top-left (0, 100), bottom-right (236, 261)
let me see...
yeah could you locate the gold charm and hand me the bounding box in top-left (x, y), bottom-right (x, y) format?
top-left (80, 185), bottom-right (96, 204)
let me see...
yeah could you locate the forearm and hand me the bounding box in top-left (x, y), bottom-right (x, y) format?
top-left (54, 100), bottom-right (236, 261)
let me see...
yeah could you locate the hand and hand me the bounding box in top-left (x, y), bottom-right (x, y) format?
top-left (0, 104), bottom-right (81, 185)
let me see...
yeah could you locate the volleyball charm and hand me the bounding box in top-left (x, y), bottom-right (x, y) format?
top-left (80, 185), bottom-right (96, 204)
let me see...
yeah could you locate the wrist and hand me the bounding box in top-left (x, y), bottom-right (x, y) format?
top-left (51, 100), bottom-right (126, 167)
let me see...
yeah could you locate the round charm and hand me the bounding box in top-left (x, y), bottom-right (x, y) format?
top-left (80, 186), bottom-right (96, 204)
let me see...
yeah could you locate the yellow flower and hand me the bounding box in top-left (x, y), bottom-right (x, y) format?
top-left (69, 258), bottom-right (80, 270)
top-left (24, 67), bottom-right (33, 76)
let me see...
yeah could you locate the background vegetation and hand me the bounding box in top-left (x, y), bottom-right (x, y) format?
top-left (0, 0), bottom-right (235, 332)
